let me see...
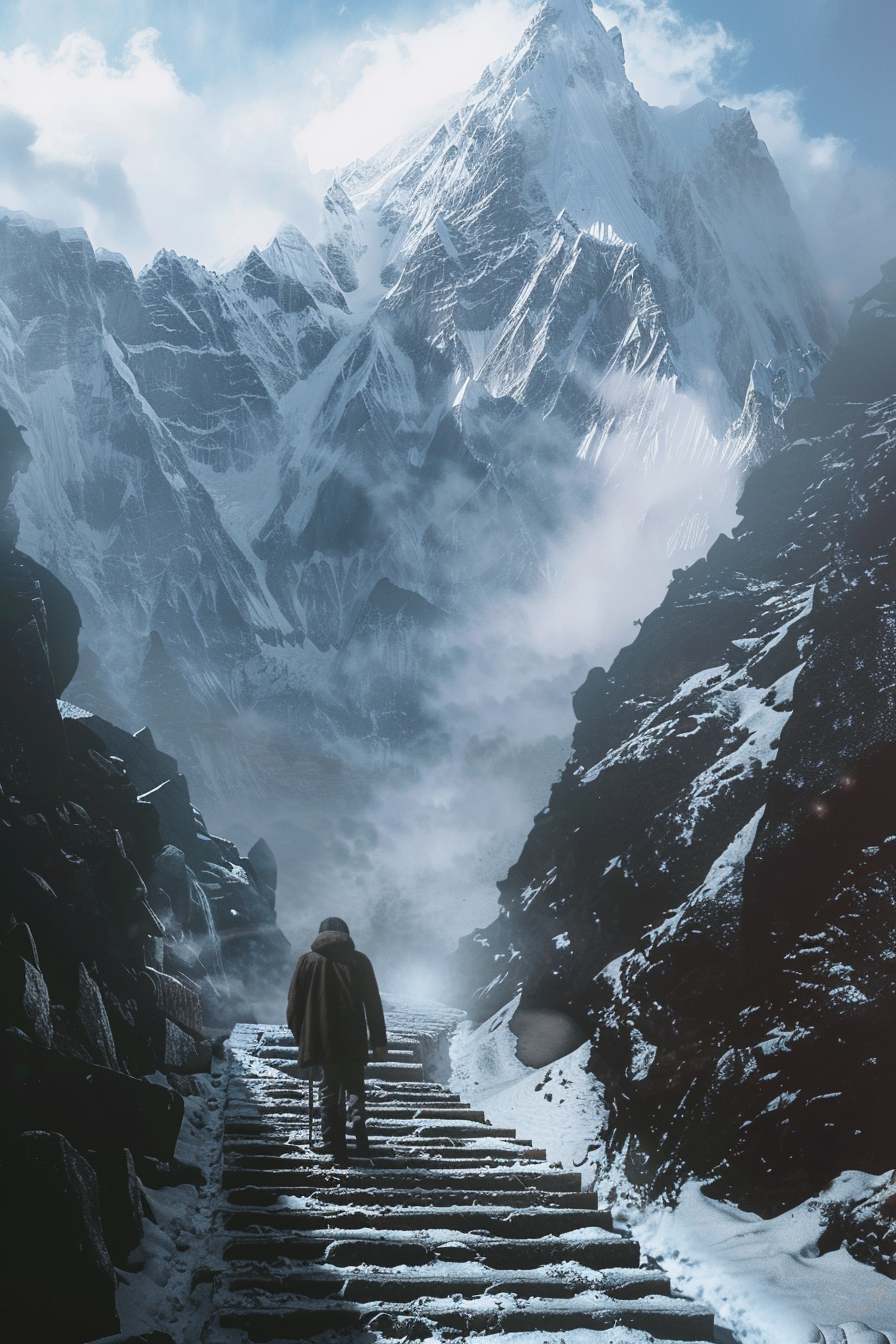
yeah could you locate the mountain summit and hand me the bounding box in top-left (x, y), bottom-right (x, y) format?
top-left (349, 0), bottom-right (833, 423)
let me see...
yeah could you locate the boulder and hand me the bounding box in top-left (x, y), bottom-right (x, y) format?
top-left (87, 1146), bottom-right (146, 1265)
top-left (161, 1017), bottom-right (212, 1073)
top-left (150, 844), bottom-right (191, 927)
top-left (134, 1154), bottom-right (205, 1189)
top-left (247, 836), bottom-right (278, 899)
top-left (74, 962), bottom-right (120, 1069)
top-left (13, 550), bottom-right (81, 695)
top-left (0, 941), bottom-right (52, 1046)
top-left (0, 1128), bottom-right (119, 1343)
top-left (0, 1030), bottom-right (183, 1159)
top-left (142, 966), bottom-right (203, 1034)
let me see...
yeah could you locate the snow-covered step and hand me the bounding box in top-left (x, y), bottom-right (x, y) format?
top-left (221, 1203), bottom-right (615, 1236)
top-left (243, 1095), bottom-right (480, 1119)
top-left (220, 1262), bottom-right (671, 1301)
top-left (363, 1142), bottom-right (548, 1159)
top-left (221, 1165), bottom-right (585, 1193)
top-left (365, 1061), bottom-right (426, 1080)
top-left (214, 1294), bottom-right (714, 1341)
top-left (224, 1184), bottom-right (602, 1210)
top-left (222, 1229), bottom-right (641, 1271)
top-left (222, 1141), bottom-right (551, 1166)
top-left (225, 1102), bottom-right (492, 1125)
top-left (208, 1015), bottom-right (714, 1344)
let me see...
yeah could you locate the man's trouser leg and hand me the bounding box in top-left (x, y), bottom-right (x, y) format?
top-left (319, 1065), bottom-right (347, 1159)
top-left (344, 1063), bottom-right (369, 1158)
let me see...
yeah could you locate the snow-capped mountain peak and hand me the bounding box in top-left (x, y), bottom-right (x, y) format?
top-left (255, 223), bottom-right (348, 311)
top-left (0, 0), bottom-right (837, 773)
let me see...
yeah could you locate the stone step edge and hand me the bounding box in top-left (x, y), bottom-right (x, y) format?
top-left (212, 1294), bottom-right (715, 1342)
top-left (219, 1229), bottom-right (642, 1270)
top-left (216, 1264), bottom-right (669, 1299)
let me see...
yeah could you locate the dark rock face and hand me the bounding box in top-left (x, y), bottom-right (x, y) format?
top-left (76, 711), bottom-right (292, 1014)
top-left (456, 260), bottom-right (896, 1223)
top-left (0, 407), bottom-right (291, 1335)
top-left (819, 1171), bottom-right (896, 1280)
top-left (0, 1130), bottom-right (119, 1343)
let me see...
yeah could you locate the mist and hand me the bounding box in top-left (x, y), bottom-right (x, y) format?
top-left (196, 371), bottom-right (740, 1013)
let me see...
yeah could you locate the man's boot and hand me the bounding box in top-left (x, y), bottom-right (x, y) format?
top-left (318, 1104), bottom-right (347, 1163)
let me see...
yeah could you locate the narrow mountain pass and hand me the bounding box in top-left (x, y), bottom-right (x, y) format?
top-left (200, 1005), bottom-right (715, 1343)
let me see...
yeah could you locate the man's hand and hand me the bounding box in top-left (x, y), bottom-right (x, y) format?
top-left (373, 1046), bottom-right (389, 1062)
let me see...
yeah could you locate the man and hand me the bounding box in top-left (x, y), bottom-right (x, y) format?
top-left (286, 916), bottom-right (388, 1163)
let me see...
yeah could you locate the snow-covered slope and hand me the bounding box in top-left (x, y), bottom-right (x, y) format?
top-left (455, 259), bottom-right (896, 1226)
top-left (0, 0), bottom-right (835, 756)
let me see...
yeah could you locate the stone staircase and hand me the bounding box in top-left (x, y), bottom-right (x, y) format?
top-left (203, 1012), bottom-right (715, 1343)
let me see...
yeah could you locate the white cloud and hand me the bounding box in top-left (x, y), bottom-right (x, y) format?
top-left (0, 27), bottom-right (324, 268)
top-left (295, 1), bottom-right (531, 171)
top-left (743, 88), bottom-right (896, 311)
top-left (593, 0), bottom-right (745, 107)
top-left (0, 4), bottom-right (531, 270)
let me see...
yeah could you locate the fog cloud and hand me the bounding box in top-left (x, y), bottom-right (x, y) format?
top-left (201, 372), bottom-right (737, 1002)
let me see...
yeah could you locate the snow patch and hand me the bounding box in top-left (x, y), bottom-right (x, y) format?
top-left (451, 995), bottom-right (606, 1185)
top-left (637, 1179), bottom-right (896, 1344)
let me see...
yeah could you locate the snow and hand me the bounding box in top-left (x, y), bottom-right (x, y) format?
top-left (637, 1180), bottom-right (896, 1344)
top-left (2, 0), bottom-right (838, 770)
top-left (418, 1334), bottom-right (693, 1344)
top-left (256, 224), bottom-right (345, 309)
top-left (84, 1002), bottom-right (896, 1343)
top-left (93, 1067), bottom-right (226, 1343)
top-left (455, 1002), bottom-right (896, 1343)
top-left (451, 995), bottom-right (607, 1188)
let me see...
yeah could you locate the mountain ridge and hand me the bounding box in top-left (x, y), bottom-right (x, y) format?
top-left (0, 0), bottom-right (835, 784)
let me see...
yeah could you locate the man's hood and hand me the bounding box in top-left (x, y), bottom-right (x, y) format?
top-left (311, 930), bottom-right (356, 962)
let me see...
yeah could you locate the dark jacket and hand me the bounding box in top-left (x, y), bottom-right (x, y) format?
top-left (286, 930), bottom-right (387, 1067)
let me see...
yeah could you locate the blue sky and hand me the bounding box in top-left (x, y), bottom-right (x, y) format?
top-left (671, 0), bottom-right (895, 174)
top-left (0, 0), bottom-right (892, 300)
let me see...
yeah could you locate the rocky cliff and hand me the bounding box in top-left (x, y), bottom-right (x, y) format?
top-left (0, 406), bottom-right (290, 1339)
top-left (456, 259), bottom-right (896, 1251)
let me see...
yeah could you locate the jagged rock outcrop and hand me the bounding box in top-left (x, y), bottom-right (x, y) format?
top-left (0, 407), bottom-right (290, 1337)
top-left (455, 260), bottom-right (896, 1229)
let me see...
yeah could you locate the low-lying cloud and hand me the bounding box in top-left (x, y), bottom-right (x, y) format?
top-left (200, 372), bottom-right (738, 1002)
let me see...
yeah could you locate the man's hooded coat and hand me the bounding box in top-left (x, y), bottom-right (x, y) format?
top-left (287, 929), bottom-right (387, 1067)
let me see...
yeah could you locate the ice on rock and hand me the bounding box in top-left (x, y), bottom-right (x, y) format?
top-left (319, 180), bottom-right (367, 293)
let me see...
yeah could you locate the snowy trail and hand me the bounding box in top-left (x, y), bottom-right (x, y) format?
top-left (453, 1003), bottom-right (896, 1344)
top-left (197, 1001), bottom-right (715, 1342)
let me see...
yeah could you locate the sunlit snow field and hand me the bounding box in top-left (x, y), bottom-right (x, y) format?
top-left (452, 1001), bottom-right (896, 1344)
